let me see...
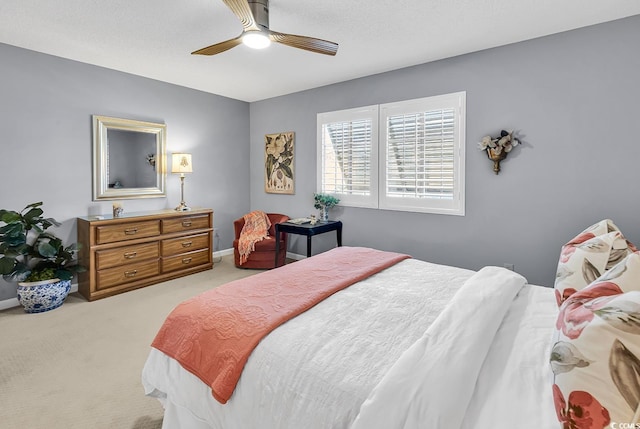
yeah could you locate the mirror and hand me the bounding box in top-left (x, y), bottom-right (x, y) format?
top-left (92, 115), bottom-right (166, 200)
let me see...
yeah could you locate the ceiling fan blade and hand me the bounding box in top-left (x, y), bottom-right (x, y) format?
top-left (222, 0), bottom-right (260, 31)
top-left (191, 35), bottom-right (243, 56)
top-left (269, 31), bottom-right (338, 56)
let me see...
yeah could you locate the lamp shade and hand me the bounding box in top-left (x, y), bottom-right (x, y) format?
top-left (171, 153), bottom-right (193, 174)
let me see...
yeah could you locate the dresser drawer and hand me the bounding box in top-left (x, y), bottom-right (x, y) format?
top-left (162, 215), bottom-right (210, 234)
top-left (96, 220), bottom-right (161, 244)
top-left (96, 242), bottom-right (160, 270)
top-left (77, 208), bottom-right (213, 301)
top-left (162, 249), bottom-right (211, 273)
top-left (162, 233), bottom-right (211, 256)
top-left (96, 260), bottom-right (161, 291)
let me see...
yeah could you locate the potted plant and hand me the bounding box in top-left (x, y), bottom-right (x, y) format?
top-left (313, 193), bottom-right (340, 222)
top-left (0, 202), bottom-right (84, 313)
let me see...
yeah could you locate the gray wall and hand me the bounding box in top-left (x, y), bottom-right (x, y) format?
top-left (249, 15), bottom-right (640, 287)
top-left (2, 15), bottom-right (638, 300)
top-left (0, 43), bottom-right (250, 300)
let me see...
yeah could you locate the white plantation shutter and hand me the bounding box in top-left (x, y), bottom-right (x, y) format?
top-left (322, 120), bottom-right (371, 195)
top-left (384, 110), bottom-right (455, 199)
top-left (380, 93), bottom-right (465, 215)
top-left (317, 92), bottom-right (465, 215)
top-left (317, 106), bottom-right (379, 208)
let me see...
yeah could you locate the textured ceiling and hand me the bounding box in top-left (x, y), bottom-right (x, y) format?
top-left (1, 0), bottom-right (639, 102)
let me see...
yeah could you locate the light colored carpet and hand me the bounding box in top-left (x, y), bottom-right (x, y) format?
top-left (0, 255), bottom-right (261, 429)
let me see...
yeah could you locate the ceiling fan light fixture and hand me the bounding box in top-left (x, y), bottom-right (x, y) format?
top-left (191, 0), bottom-right (338, 57)
top-left (242, 32), bottom-right (271, 49)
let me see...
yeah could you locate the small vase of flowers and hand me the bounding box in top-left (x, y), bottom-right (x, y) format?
top-left (478, 130), bottom-right (520, 174)
top-left (313, 193), bottom-right (340, 222)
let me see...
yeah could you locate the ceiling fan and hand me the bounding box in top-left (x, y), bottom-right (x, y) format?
top-left (192, 0), bottom-right (338, 56)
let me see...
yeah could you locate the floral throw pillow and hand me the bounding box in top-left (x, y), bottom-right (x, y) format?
top-left (555, 219), bottom-right (635, 308)
top-left (551, 252), bottom-right (640, 428)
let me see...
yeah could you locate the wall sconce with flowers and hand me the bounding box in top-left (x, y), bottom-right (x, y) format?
top-left (478, 130), bottom-right (520, 174)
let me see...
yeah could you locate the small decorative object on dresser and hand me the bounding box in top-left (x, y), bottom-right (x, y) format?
top-left (77, 208), bottom-right (213, 301)
top-left (112, 202), bottom-right (124, 218)
top-left (313, 193), bottom-right (340, 222)
top-left (478, 130), bottom-right (520, 174)
top-left (0, 202), bottom-right (84, 313)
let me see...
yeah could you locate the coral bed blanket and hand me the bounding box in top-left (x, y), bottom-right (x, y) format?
top-left (150, 246), bottom-right (410, 404)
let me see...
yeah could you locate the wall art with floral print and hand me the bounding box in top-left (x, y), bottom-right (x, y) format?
top-left (265, 131), bottom-right (294, 194)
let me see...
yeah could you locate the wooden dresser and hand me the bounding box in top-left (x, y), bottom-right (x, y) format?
top-left (77, 208), bottom-right (213, 301)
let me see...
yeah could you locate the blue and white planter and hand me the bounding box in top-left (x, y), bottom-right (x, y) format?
top-left (17, 279), bottom-right (71, 313)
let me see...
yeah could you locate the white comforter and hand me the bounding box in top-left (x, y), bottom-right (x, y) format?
top-left (142, 259), bottom-right (557, 429)
top-left (352, 266), bottom-right (557, 428)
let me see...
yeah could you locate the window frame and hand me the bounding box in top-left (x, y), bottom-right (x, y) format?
top-left (378, 92), bottom-right (466, 216)
top-left (316, 105), bottom-right (379, 209)
top-left (317, 91), bottom-right (466, 216)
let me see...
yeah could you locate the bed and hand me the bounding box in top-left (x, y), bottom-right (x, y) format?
top-left (142, 246), bottom-right (559, 428)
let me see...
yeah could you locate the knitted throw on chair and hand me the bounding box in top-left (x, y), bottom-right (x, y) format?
top-left (238, 210), bottom-right (272, 265)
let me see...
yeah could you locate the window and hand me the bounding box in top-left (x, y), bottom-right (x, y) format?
top-left (317, 105), bottom-right (379, 208)
top-left (317, 92), bottom-right (465, 215)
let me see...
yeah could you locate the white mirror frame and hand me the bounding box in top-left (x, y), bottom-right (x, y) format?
top-left (92, 115), bottom-right (167, 200)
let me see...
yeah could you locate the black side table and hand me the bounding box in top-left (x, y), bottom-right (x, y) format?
top-left (274, 220), bottom-right (343, 267)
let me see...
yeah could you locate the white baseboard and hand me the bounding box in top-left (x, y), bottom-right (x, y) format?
top-left (286, 251), bottom-right (306, 260)
top-left (0, 297), bottom-right (19, 311)
top-left (1, 249), bottom-right (304, 311)
top-left (214, 248), bottom-right (234, 257)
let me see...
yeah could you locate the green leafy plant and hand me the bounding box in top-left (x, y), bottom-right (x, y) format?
top-left (0, 202), bottom-right (84, 283)
top-left (313, 193), bottom-right (340, 210)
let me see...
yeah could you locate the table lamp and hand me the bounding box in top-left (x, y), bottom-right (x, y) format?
top-left (171, 153), bottom-right (193, 211)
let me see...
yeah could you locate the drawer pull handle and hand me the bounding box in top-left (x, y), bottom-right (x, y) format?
top-left (124, 270), bottom-right (138, 278)
top-left (182, 257), bottom-right (193, 264)
top-left (124, 228), bottom-right (138, 235)
top-left (182, 221), bottom-right (192, 227)
top-left (181, 241), bottom-right (193, 248)
top-left (124, 251), bottom-right (137, 259)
